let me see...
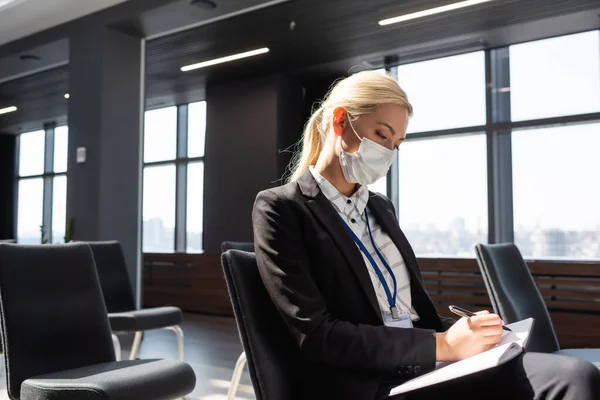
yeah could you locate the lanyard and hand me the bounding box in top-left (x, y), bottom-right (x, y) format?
top-left (339, 211), bottom-right (399, 318)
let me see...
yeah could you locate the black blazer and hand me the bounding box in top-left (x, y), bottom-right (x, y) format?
top-left (252, 170), bottom-right (454, 400)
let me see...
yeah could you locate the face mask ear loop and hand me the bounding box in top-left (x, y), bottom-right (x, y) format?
top-left (346, 113), bottom-right (362, 142)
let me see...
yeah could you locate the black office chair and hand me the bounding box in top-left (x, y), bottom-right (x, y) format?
top-left (221, 249), bottom-right (301, 400)
top-left (0, 243), bottom-right (195, 400)
top-left (475, 243), bottom-right (600, 365)
top-left (220, 241), bottom-right (254, 399)
top-left (86, 241), bottom-right (184, 361)
top-left (221, 241), bottom-right (254, 253)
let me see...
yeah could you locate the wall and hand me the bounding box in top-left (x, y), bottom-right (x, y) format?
top-left (202, 74), bottom-right (304, 253)
top-left (0, 134), bottom-right (15, 239)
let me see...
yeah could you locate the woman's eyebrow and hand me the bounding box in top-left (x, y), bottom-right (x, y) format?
top-left (376, 121), bottom-right (396, 136)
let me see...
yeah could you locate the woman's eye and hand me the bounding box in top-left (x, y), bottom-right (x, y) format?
top-left (376, 131), bottom-right (387, 140)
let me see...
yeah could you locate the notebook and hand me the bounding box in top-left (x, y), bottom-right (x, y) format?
top-left (389, 318), bottom-right (535, 396)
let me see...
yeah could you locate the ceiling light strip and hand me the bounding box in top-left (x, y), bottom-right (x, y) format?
top-left (0, 106), bottom-right (17, 115)
top-left (379, 0), bottom-right (492, 26)
top-left (181, 47), bottom-right (269, 72)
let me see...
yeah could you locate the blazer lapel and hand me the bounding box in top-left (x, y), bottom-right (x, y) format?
top-left (297, 170), bottom-right (382, 322)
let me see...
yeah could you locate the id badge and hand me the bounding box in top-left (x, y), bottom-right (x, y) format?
top-left (383, 313), bottom-right (413, 328)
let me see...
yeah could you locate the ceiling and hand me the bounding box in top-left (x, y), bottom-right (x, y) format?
top-left (144, 0), bottom-right (600, 107)
top-left (1, 0), bottom-right (600, 133)
top-left (0, 0), bottom-right (129, 46)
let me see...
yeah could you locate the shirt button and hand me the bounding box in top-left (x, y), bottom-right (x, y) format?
top-left (346, 199), bottom-right (352, 204)
top-left (350, 218), bottom-right (356, 223)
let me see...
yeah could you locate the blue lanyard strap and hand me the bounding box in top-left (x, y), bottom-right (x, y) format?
top-left (338, 211), bottom-right (398, 315)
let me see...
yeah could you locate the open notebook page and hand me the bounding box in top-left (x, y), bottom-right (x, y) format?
top-left (389, 318), bottom-right (534, 397)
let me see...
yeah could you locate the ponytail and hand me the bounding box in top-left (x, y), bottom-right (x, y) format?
top-left (288, 106), bottom-right (325, 182)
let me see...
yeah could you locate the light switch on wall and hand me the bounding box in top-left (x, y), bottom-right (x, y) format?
top-left (76, 147), bottom-right (87, 163)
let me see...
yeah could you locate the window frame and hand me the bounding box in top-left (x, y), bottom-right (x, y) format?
top-left (141, 102), bottom-right (206, 253)
top-left (15, 124), bottom-right (68, 244)
top-left (388, 30), bottom-right (600, 259)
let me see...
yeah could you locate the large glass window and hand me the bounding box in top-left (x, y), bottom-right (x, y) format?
top-left (52, 175), bottom-right (67, 244)
top-left (16, 126), bottom-right (68, 244)
top-left (142, 101), bottom-right (207, 253)
top-left (186, 162), bottom-right (204, 252)
top-left (510, 31), bottom-right (600, 122)
top-left (512, 123), bottom-right (600, 259)
top-left (397, 134), bottom-right (488, 257)
top-left (18, 130), bottom-right (45, 176)
top-left (17, 178), bottom-right (44, 244)
top-left (144, 106), bottom-right (177, 163)
top-left (143, 165), bottom-right (176, 253)
top-left (397, 51), bottom-right (486, 133)
top-left (188, 101), bottom-right (207, 158)
top-left (54, 126), bottom-right (69, 173)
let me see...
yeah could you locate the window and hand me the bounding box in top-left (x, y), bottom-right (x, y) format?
top-left (398, 134), bottom-right (488, 257)
top-left (142, 165), bottom-right (176, 253)
top-left (512, 123), bottom-right (600, 259)
top-left (144, 106), bottom-right (177, 163)
top-left (510, 31), bottom-right (600, 122)
top-left (186, 162), bottom-right (204, 252)
top-left (142, 101), bottom-right (207, 253)
top-left (16, 126), bottom-right (69, 244)
top-left (397, 51), bottom-right (486, 134)
top-left (367, 176), bottom-right (387, 196)
top-left (17, 178), bottom-right (44, 244)
top-left (18, 130), bottom-right (45, 176)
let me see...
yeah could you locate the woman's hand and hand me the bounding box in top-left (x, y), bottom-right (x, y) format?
top-left (435, 311), bottom-right (504, 362)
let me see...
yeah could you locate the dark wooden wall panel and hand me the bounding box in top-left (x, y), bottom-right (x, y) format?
top-left (144, 253), bottom-right (600, 348)
top-left (144, 253), bottom-right (233, 316)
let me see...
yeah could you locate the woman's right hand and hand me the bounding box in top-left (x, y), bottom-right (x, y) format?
top-left (435, 311), bottom-right (504, 362)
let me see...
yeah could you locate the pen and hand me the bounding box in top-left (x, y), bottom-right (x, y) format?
top-left (448, 305), bottom-right (512, 332)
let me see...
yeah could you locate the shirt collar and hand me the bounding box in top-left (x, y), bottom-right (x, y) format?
top-left (309, 166), bottom-right (369, 216)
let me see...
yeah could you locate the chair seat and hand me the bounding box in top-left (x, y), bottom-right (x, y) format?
top-left (556, 349), bottom-right (600, 369)
top-left (108, 306), bottom-right (183, 332)
top-left (21, 359), bottom-right (195, 400)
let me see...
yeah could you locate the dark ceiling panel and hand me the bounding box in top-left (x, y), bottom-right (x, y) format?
top-left (2, 0), bottom-right (600, 133)
top-left (144, 0), bottom-right (600, 102)
top-left (0, 65), bottom-right (68, 134)
top-left (110, 0), bottom-right (290, 39)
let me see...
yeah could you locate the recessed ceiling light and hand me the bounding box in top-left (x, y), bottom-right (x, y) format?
top-left (181, 47), bottom-right (269, 72)
top-left (64, 93), bottom-right (70, 99)
top-left (0, 106), bottom-right (17, 115)
top-left (379, 0), bottom-right (492, 26)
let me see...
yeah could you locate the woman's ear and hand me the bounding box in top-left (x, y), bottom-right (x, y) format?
top-left (332, 107), bottom-right (346, 136)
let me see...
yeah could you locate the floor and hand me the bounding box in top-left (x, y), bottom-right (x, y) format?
top-left (0, 313), bottom-right (256, 400)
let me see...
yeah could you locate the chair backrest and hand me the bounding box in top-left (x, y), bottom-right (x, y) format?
top-left (0, 243), bottom-right (116, 399)
top-left (475, 243), bottom-right (560, 353)
top-left (221, 250), bottom-right (300, 400)
top-left (86, 241), bottom-right (136, 313)
top-left (221, 241), bottom-right (254, 253)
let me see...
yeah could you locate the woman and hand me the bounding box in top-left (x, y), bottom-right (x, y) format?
top-left (252, 71), bottom-right (599, 400)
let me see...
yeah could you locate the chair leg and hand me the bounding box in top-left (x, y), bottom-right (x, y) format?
top-left (164, 325), bottom-right (184, 361)
top-left (129, 331), bottom-right (143, 360)
top-left (111, 334), bottom-right (122, 361)
top-left (227, 352), bottom-right (247, 400)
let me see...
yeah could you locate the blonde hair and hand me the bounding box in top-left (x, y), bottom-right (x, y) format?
top-left (287, 70), bottom-right (413, 183)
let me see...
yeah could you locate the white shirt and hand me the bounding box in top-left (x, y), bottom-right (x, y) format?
top-left (309, 167), bottom-right (419, 321)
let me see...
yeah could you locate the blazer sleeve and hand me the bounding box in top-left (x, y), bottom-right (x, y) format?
top-left (252, 189), bottom-right (437, 374)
